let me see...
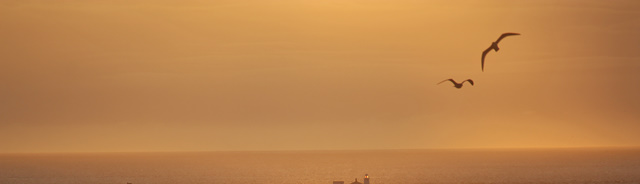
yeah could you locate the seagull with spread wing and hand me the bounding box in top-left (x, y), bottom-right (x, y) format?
top-left (437, 79), bottom-right (474, 89)
top-left (481, 32), bottom-right (520, 71)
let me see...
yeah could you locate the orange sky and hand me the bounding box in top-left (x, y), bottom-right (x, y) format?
top-left (1, 0), bottom-right (640, 152)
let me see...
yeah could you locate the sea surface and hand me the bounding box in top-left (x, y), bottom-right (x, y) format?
top-left (1, 148), bottom-right (640, 184)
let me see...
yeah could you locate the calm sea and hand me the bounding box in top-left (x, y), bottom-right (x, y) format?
top-left (1, 148), bottom-right (640, 184)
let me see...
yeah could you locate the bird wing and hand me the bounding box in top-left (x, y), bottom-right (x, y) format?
top-left (495, 32), bottom-right (520, 44)
top-left (463, 79), bottom-right (474, 86)
top-left (481, 47), bottom-right (492, 72)
top-left (437, 79), bottom-right (455, 85)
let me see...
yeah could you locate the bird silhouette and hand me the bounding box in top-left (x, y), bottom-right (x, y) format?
top-left (481, 32), bottom-right (520, 71)
top-left (437, 79), bottom-right (474, 89)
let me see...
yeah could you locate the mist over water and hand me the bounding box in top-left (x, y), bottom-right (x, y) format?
top-left (2, 148), bottom-right (640, 184)
top-left (2, 1), bottom-right (640, 183)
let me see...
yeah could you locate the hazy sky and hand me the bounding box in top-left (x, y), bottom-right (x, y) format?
top-left (1, 0), bottom-right (640, 152)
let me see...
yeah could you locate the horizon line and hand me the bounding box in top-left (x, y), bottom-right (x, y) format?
top-left (3, 145), bottom-right (640, 154)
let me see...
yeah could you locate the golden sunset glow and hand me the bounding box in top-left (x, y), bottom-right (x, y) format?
top-left (1, 0), bottom-right (640, 153)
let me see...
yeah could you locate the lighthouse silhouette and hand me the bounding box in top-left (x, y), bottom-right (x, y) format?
top-left (364, 174), bottom-right (369, 184)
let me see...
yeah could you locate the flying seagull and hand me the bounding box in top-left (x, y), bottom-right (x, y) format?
top-left (437, 79), bottom-right (474, 89)
top-left (481, 32), bottom-right (520, 71)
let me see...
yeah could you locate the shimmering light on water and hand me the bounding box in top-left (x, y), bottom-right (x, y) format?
top-left (2, 148), bottom-right (640, 184)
